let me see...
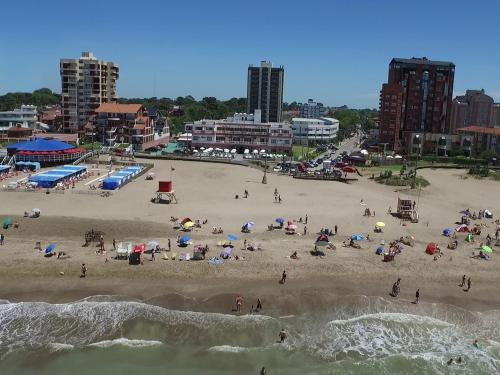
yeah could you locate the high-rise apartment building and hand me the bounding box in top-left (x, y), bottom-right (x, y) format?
top-left (450, 89), bottom-right (494, 134)
top-left (247, 61), bottom-right (284, 123)
top-left (299, 99), bottom-right (327, 119)
top-left (60, 52), bottom-right (119, 133)
top-left (378, 57), bottom-right (455, 151)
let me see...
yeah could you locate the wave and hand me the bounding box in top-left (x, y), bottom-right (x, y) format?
top-left (88, 338), bottom-right (163, 348)
top-left (207, 345), bottom-right (250, 353)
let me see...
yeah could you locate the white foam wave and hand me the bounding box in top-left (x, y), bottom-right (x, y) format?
top-left (328, 312), bottom-right (453, 327)
top-left (47, 343), bottom-right (75, 352)
top-left (88, 338), bottom-right (163, 348)
top-left (207, 345), bottom-right (249, 353)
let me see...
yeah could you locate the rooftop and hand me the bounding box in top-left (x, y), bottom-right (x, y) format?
top-left (391, 57), bottom-right (455, 67)
top-left (457, 126), bottom-right (500, 136)
top-left (95, 103), bottom-right (142, 114)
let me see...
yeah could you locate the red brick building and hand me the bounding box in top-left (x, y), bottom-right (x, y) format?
top-left (379, 57), bottom-right (455, 153)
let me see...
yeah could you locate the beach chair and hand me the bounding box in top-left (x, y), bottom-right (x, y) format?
top-left (34, 241), bottom-right (42, 251)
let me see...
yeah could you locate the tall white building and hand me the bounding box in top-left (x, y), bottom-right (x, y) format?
top-left (60, 52), bottom-right (119, 133)
top-left (0, 105), bottom-right (40, 136)
top-left (299, 99), bottom-right (327, 118)
top-left (291, 117), bottom-right (339, 144)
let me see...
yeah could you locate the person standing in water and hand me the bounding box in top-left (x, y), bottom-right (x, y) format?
top-left (279, 328), bottom-right (287, 343)
top-left (235, 295), bottom-right (243, 312)
top-left (466, 277), bottom-right (471, 292)
top-left (260, 367), bottom-right (267, 375)
top-left (414, 289), bottom-right (420, 304)
top-left (280, 270), bottom-right (287, 284)
top-left (256, 298), bottom-right (262, 312)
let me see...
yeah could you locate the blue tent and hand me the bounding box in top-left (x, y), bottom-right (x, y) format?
top-left (227, 234), bottom-right (237, 241)
top-left (443, 228), bottom-right (453, 237)
top-left (376, 246), bottom-right (384, 255)
top-left (351, 234), bottom-right (364, 241)
top-left (8, 138), bottom-right (74, 152)
top-left (45, 243), bottom-right (56, 254)
top-left (275, 217), bottom-right (285, 224)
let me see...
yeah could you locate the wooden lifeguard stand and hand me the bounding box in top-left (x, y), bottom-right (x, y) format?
top-left (153, 180), bottom-right (177, 204)
top-left (397, 197), bottom-right (418, 222)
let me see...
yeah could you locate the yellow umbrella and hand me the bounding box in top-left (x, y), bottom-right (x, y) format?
top-left (375, 222), bottom-right (386, 228)
top-left (183, 221), bottom-right (194, 228)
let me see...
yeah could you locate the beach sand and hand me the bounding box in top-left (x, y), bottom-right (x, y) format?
top-left (0, 160), bottom-right (499, 312)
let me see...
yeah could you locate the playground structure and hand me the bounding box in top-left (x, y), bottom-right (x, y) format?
top-left (83, 229), bottom-right (105, 246)
top-left (152, 180), bottom-right (177, 204)
top-left (396, 198), bottom-right (419, 223)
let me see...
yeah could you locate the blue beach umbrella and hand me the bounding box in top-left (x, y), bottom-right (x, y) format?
top-left (351, 234), bottom-right (364, 241)
top-left (45, 243), bottom-right (56, 254)
top-left (227, 234), bottom-right (238, 241)
top-left (275, 217), bottom-right (285, 224)
top-left (442, 228), bottom-right (453, 237)
top-left (179, 235), bottom-right (191, 243)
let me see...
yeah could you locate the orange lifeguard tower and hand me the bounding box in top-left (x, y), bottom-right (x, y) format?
top-left (153, 180), bottom-right (177, 203)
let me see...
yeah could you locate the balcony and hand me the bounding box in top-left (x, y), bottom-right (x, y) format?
top-left (106, 127), bottom-right (117, 134)
top-left (106, 135), bottom-right (117, 143)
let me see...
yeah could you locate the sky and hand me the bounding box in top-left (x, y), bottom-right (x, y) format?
top-left (1, 0), bottom-right (500, 108)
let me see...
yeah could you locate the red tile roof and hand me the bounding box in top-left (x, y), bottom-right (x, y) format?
top-left (95, 103), bottom-right (142, 114)
top-left (457, 126), bottom-right (500, 136)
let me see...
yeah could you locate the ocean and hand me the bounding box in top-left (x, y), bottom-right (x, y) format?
top-left (0, 295), bottom-right (499, 374)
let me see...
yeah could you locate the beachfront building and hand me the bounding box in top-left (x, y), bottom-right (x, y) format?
top-left (299, 99), bottom-right (327, 119)
top-left (247, 61), bottom-right (284, 123)
top-left (450, 90), bottom-right (495, 134)
top-left (0, 105), bottom-right (45, 138)
top-left (184, 110), bottom-right (292, 153)
top-left (378, 57), bottom-right (455, 154)
top-left (291, 117), bottom-right (339, 145)
top-left (92, 103), bottom-right (154, 151)
top-left (60, 52), bottom-right (119, 134)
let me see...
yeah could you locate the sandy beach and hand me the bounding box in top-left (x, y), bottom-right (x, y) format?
top-left (0, 160), bottom-right (499, 312)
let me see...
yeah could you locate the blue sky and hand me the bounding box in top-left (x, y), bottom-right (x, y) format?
top-left (1, 0), bottom-right (499, 108)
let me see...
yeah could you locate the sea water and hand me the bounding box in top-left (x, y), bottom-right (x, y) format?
top-left (0, 295), bottom-right (499, 374)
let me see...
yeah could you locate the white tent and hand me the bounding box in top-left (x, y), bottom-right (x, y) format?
top-left (231, 149), bottom-right (237, 154)
top-left (253, 150), bottom-right (259, 154)
top-left (244, 149), bottom-right (250, 154)
top-left (260, 149), bottom-right (266, 153)
top-left (360, 149), bottom-right (369, 155)
top-left (224, 148), bottom-right (230, 153)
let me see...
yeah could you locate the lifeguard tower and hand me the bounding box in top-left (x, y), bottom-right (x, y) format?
top-left (153, 180), bottom-right (177, 204)
top-left (397, 197), bottom-right (418, 222)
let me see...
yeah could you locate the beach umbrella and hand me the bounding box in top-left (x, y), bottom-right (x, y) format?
top-left (3, 218), bottom-right (13, 226)
top-left (442, 228), bottom-right (453, 237)
top-left (482, 245), bottom-right (493, 253)
top-left (459, 210), bottom-right (472, 217)
top-left (351, 234), bottom-right (364, 241)
top-left (425, 242), bottom-right (437, 255)
top-left (360, 149), bottom-right (369, 155)
top-left (244, 221), bottom-right (255, 228)
top-left (231, 149), bottom-right (237, 154)
top-left (180, 235), bottom-right (191, 243)
top-left (45, 243), bottom-right (56, 254)
top-left (224, 148), bottom-right (230, 153)
top-left (244, 149), bottom-right (250, 154)
top-left (466, 234), bottom-right (474, 242)
top-left (456, 224), bottom-right (469, 233)
top-left (287, 224), bottom-right (297, 230)
top-left (183, 221), bottom-right (195, 228)
top-left (252, 150), bottom-right (259, 154)
top-left (181, 217), bottom-right (192, 224)
top-left (260, 149), bottom-right (266, 153)
top-left (133, 244), bottom-right (145, 253)
top-left (146, 240), bottom-right (159, 251)
top-left (375, 222), bottom-right (386, 228)
top-left (227, 234), bottom-right (238, 241)
top-left (221, 246), bottom-right (232, 257)
top-left (275, 217), bottom-right (285, 224)
top-left (32, 208), bottom-right (41, 214)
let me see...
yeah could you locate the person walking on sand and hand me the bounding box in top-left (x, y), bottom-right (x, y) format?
top-left (151, 250), bottom-right (155, 261)
top-left (466, 277), bottom-right (471, 292)
top-left (0, 233), bottom-right (4, 245)
top-left (459, 274), bottom-right (466, 287)
top-left (334, 225), bottom-right (338, 235)
top-left (244, 189), bottom-right (249, 198)
top-left (278, 195), bottom-right (282, 203)
top-left (112, 239), bottom-right (116, 250)
top-left (244, 239), bottom-right (247, 250)
top-left (279, 328), bottom-right (288, 343)
top-left (303, 226), bottom-right (307, 235)
top-left (81, 263), bottom-right (87, 278)
top-left (414, 289), bottom-right (420, 304)
top-left (168, 239), bottom-right (171, 251)
top-left (305, 214), bottom-right (308, 224)
top-left (280, 270), bottom-right (287, 284)
top-left (256, 298), bottom-right (262, 312)
top-left (236, 295), bottom-right (243, 312)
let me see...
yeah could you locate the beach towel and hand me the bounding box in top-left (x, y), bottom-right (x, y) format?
top-left (208, 257), bottom-right (225, 265)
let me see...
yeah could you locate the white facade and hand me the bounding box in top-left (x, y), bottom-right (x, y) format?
top-left (291, 117), bottom-right (339, 144)
top-left (299, 99), bottom-right (327, 118)
top-left (185, 110), bottom-right (292, 152)
top-left (0, 105), bottom-right (38, 134)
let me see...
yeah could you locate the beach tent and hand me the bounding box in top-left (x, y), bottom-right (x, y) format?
top-left (3, 218), bottom-right (13, 229)
top-left (227, 234), bottom-right (238, 241)
top-left (425, 242), bottom-right (437, 255)
top-left (179, 235), bottom-right (191, 244)
top-left (315, 234), bottom-right (329, 246)
top-left (466, 234), bottom-right (474, 242)
top-left (484, 210), bottom-right (493, 219)
top-left (442, 228), bottom-right (453, 237)
top-left (482, 245), bottom-right (493, 254)
top-left (116, 242), bottom-right (132, 258)
top-left (459, 209), bottom-right (472, 217)
top-left (45, 243), bottom-right (56, 254)
top-left (456, 224), bottom-right (470, 233)
top-left (375, 222), bottom-right (386, 228)
top-left (221, 247), bottom-right (232, 258)
top-left (351, 234), bottom-right (364, 241)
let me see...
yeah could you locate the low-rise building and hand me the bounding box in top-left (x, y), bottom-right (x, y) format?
top-left (0, 105), bottom-right (39, 137)
top-left (92, 103), bottom-right (154, 151)
top-left (184, 110), bottom-right (292, 153)
top-left (39, 105), bottom-right (63, 132)
top-left (290, 117), bottom-right (339, 144)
